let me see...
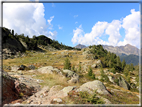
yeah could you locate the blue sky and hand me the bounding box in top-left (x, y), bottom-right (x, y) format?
top-left (2, 1), bottom-right (140, 48)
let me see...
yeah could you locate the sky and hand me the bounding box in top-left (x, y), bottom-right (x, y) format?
top-left (1, 0), bottom-right (140, 48)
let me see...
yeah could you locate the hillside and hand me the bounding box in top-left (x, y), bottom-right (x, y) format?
top-left (120, 54), bottom-right (139, 66)
top-left (2, 27), bottom-right (79, 59)
top-left (2, 27), bottom-right (140, 105)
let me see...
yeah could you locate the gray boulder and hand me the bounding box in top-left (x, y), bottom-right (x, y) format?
top-left (77, 80), bottom-right (109, 95)
top-left (11, 65), bottom-right (19, 72)
top-left (37, 66), bottom-right (61, 74)
top-left (96, 60), bottom-right (104, 68)
top-left (62, 69), bottom-right (74, 77)
top-left (91, 64), bottom-right (97, 68)
top-left (119, 76), bottom-right (130, 90)
top-left (28, 65), bottom-right (35, 70)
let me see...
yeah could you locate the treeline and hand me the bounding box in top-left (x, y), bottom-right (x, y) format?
top-left (2, 27), bottom-right (80, 51)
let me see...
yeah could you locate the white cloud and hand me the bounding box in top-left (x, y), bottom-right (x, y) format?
top-left (72, 9), bottom-right (140, 48)
top-left (74, 15), bottom-right (78, 18)
top-left (118, 9), bottom-right (140, 48)
top-left (75, 21), bottom-right (78, 24)
top-left (105, 20), bottom-right (122, 46)
top-left (47, 16), bottom-right (54, 25)
top-left (58, 25), bottom-right (62, 29)
top-left (72, 22), bottom-right (108, 46)
top-left (3, 3), bottom-right (57, 39)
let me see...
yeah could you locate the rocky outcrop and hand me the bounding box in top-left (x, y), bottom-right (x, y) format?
top-left (2, 70), bottom-right (41, 105)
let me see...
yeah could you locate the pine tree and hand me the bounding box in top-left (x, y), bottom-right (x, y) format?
top-left (64, 58), bottom-right (71, 70)
top-left (122, 59), bottom-right (126, 70)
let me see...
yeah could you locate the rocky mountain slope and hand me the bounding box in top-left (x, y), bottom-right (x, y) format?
top-left (2, 27), bottom-right (140, 106)
top-left (102, 44), bottom-right (139, 56)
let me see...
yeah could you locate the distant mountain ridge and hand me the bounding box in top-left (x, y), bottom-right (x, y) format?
top-left (75, 44), bottom-right (86, 49)
top-left (102, 44), bottom-right (139, 56)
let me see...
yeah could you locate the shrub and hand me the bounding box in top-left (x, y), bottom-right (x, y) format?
top-left (64, 58), bottom-right (71, 70)
top-left (88, 66), bottom-right (93, 76)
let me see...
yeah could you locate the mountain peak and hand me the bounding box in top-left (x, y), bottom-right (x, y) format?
top-left (75, 44), bottom-right (86, 49)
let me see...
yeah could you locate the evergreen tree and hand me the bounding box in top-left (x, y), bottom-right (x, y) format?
top-left (122, 59), bottom-right (126, 70)
top-left (64, 58), bottom-right (71, 70)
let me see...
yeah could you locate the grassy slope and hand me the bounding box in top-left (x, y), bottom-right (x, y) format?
top-left (3, 48), bottom-right (140, 104)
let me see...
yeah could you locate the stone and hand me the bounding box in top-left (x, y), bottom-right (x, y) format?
top-left (28, 65), bottom-right (35, 70)
top-left (108, 75), bottom-right (114, 83)
top-left (62, 70), bottom-right (74, 77)
top-left (77, 80), bottom-right (109, 95)
top-left (96, 60), bottom-right (105, 68)
top-left (52, 98), bottom-right (63, 103)
top-left (11, 65), bottom-right (19, 72)
top-left (91, 64), bottom-right (97, 68)
top-left (18, 65), bottom-right (26, 70)
top-left (119, 76), bottom-right (130, 90)
top-left (55, 86), bottom-right (76, 98)
top-left (37, 66), bottom-right (53, 74)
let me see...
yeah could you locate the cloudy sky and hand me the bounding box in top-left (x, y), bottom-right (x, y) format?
top-left (1, 0), bottom-right (140, 48)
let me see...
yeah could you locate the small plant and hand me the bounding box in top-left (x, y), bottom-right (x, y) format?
top-left (19, 92), bottom-right (24, 98)
top-left (88, 66), bottom-right (93, 76)
top-left (78, 63), bottom-right (82, 72)
top-left (64, 58), bottom-right (71, 70)
top-left (87, 66), bottom-right (95, 79)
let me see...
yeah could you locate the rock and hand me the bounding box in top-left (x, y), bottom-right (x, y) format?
top-left (68, 73), bottom-right (79, 83)
top-left (108, 75), bottom-right (114, 83)
top-left (85, 54), bottom-right (94, 60)
top-left (37, 66), bottom-right (53, 74)
top-left (55, 86), bottom-right (76, 98)
top-left (119, 76), bottom-right (130, 90)
top-left (28, 65), bottom-right (35, 70)
top-left (96, 60), bottom-right (105, 68)
top-left (11, 65), bottom-right (19, 72)
top-left (77, 80), bottom-right (109, 95)
top-left (97, 95), bottom-right (111, 104)
top-left (62, 69), bottom-right (74, 77)
top-left (52, 98), bottom-right (63, 104)
top-left (91, 64), bottom-right (97, 68)
top-left (18, 65), bottom-right (26, 70)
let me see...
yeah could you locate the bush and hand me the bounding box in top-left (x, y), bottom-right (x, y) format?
top-left (88, 66), bottom-right (93, 76)
top-left (64, 58), bottom-right (71, 70)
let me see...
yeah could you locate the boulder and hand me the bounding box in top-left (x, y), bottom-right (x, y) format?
top-left (108, 75), bottom-right (114, 83)
top-left (28, 65), bottom-right (35, 70)
top-left (96, 60), bottom-right (105, 68)
top-left (91, 64), bottom-right (97, 68)
top-left (119, 76), bottom-right (130, 90)
top-left (11, 65), bottom-right (19, 72)
top-left (55, 86), bottom-right (76, 98)
top-left (18, 65), bottom-right (27, 70)
top-left (37, 66), bottom-right (60, 74)
top-left (76, 80), bottom-right (109, 95)
top-left (62, 70), bottom-right (74, 77)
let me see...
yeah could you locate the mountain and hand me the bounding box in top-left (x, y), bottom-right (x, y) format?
top-left (75, 44), bottom-right (86, 49)
top-left (103, 44), bottom-right (139, 56)
top-left (119, 54), bottom-right (139, 66)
